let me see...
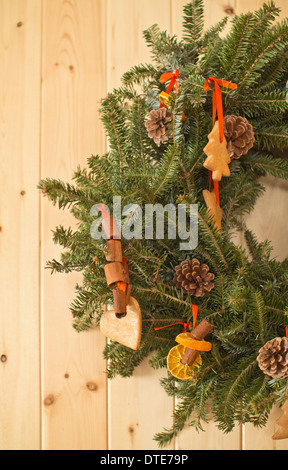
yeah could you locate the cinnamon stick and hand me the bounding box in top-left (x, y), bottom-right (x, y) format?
top-left (181, 319), bottom-right (214, 366)
top-left (106, 239), bottom-right (122, 262)
top-left (102, 216), bottom-right (121, 240)
top-left (104, 262), bottom-right (124, 286)
top-left (113, 287), bottom-right (127, 316)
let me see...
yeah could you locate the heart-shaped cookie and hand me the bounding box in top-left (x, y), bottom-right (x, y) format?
top-left (100, 297), bottom-right (142, 350)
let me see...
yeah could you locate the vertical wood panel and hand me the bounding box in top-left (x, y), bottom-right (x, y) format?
top-left (41, 0), bottom-right (107, 450)
top-left (1, 0), bottom-right (287, 451)
top-left (171, 0), bottom-right (242, 450)
top-left (106, 0), bottom-right (175, 450)
top-left (0, 0), bottom-right (41, 450)
top-left (235, 0), bottom-right (288, 450)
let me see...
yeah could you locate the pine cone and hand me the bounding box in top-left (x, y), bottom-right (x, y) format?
top-left (173, 259), bottom-right (215, 297)
top-left (257, 337), bottom-right (288, 379)
top-left (145, 108), bottom-right (172, 145)
top-left (224, 115), bottom-right (255, 159)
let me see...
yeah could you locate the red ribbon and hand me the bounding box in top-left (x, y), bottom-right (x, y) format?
top-left (204, 77), bottom-right (237, 206)
top-left (159, 69), bottom-right (179, 108)
top-left (154, 304), bottom-right (198, 333)
top-left (192, 304), bottom-right (198, 329)
top-left (97, 203), bottom-right (110, 219)
top-left (117, 282), bottom-right (126, 292)
top-left (204, 77), bottom-right (237, 142)
top-left (154, 321), bottom-right (189, 333)
top-left (209, 172), bottom-right (220, 206)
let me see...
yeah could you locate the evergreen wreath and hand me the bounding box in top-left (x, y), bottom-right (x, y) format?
top-left (39, 1), bottom-right (288, 447)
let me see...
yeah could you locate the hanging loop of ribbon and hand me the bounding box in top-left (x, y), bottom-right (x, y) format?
top-left (204, 77), bottom-right (237, 206)
top-left (97, 202), bottom-right (110, 219)
top-left (208, 171), bottom-right (220, 206)
top-left (204, 77), bottom-right (237, 142)
top-left (154, 321), bottom-right (189, 332)
top-left (154, 305), bottom-right (198, 333)
top-left (192, 304), bottom-right (198, 329)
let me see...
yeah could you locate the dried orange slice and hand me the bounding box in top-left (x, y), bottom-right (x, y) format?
top-left (167, 344), bottom-right (202, 380)
top-left (175, 332), bottom-right (212, 351)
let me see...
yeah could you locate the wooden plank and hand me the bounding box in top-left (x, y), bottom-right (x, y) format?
top-left (171, 0), bottom-right (242, 450)
top-left (107, 0), bottom-right (173, 90)
top-left (235, 0), bottom-right (288, 450)
top-left (108, 357), bottom-right (175, 450)
top-left (41, 0), bottom-right (108, 450)
top-left (0, 0), bottom-right (41, 450)
top-left (177, 422), bottom-right (241, 450)
top-left (236, 0), bottom-right (288, 17)
top-left (106, 0), bottom-right (174, 450)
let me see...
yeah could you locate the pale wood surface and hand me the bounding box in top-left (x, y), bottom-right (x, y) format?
top-left (41, 0), bottom-right (107, 450)
top-left (172, 0), bottom-right (242, 451)
top-left (0, 0), bottom-right (287, 450)
top-left (236, 0), bottom-right (288, 451)
top-left (0, 0), bottom-right (41, 450)
top-left (106, 0), bottom-right (175, 450)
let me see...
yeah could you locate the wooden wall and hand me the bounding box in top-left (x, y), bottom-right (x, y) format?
top-left (0, 0), bottom-right (287, 450)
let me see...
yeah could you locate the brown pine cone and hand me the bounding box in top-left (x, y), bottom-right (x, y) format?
top-left (224, 115), bottom-right (255, 159)
top-left (257, 337), bottom-right (288, 379)
top-left (145, 108), bottom-right (172, 145)
top-left (173, 259), bottom-right (215, 297)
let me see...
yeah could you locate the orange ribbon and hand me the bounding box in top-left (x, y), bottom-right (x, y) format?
top-left (97, 203), bottom-right (110, 219)
top-left (286, 325), bottom-right (288, 338)
top-left (192, 304), bottom-right (198, 329)
top-left (154, 304), bottom-right (198, 333)
top-left (117, 281), bottom-right (126, 292)
top-left (204, 77), bottom-right (237, 142)
top-left (209, 172), bottom-right (220, 206)
top-left (204, 78), bottom-right (237, 206)
top-left (159, 69), bottom-right (179, 108)
top-left (154, 321), bottom-right (189, 332)
top-left (160, 69), bottom-right (179, 94)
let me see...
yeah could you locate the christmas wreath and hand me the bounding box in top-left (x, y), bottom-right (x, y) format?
top-left (39, 1), bottom-right (288, 446)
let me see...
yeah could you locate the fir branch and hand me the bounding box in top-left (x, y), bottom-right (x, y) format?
top-left (182, 0), bottom-right (204, 46)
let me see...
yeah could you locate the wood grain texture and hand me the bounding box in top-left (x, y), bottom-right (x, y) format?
top-left (106, 0), bottom-right (175, 450)
top-left (172, 0), bottom-right (237, 38)
top-left (0, 0), bottom-right (287, 451)
top-left (171, 0), bottom-right (241, 450)
top-left (0, 0), bottom-right (41, 450)
top-left (41, 0), bottom-right (107, 450)
top-left (235, 0), bottom-right (288, 450)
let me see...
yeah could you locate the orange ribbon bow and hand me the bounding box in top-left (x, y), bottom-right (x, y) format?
top-left (160, 69), bottom-right (179, 94)
top-left (159, 69), bottom-right (180, 108)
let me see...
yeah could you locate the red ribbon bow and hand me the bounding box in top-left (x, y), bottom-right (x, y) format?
top-left (159, 69), bottom-right (180, 108)
top-left (160, 69), bottom-right (179, 94)
top-left (204, 77), bottom-right (237, 142)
